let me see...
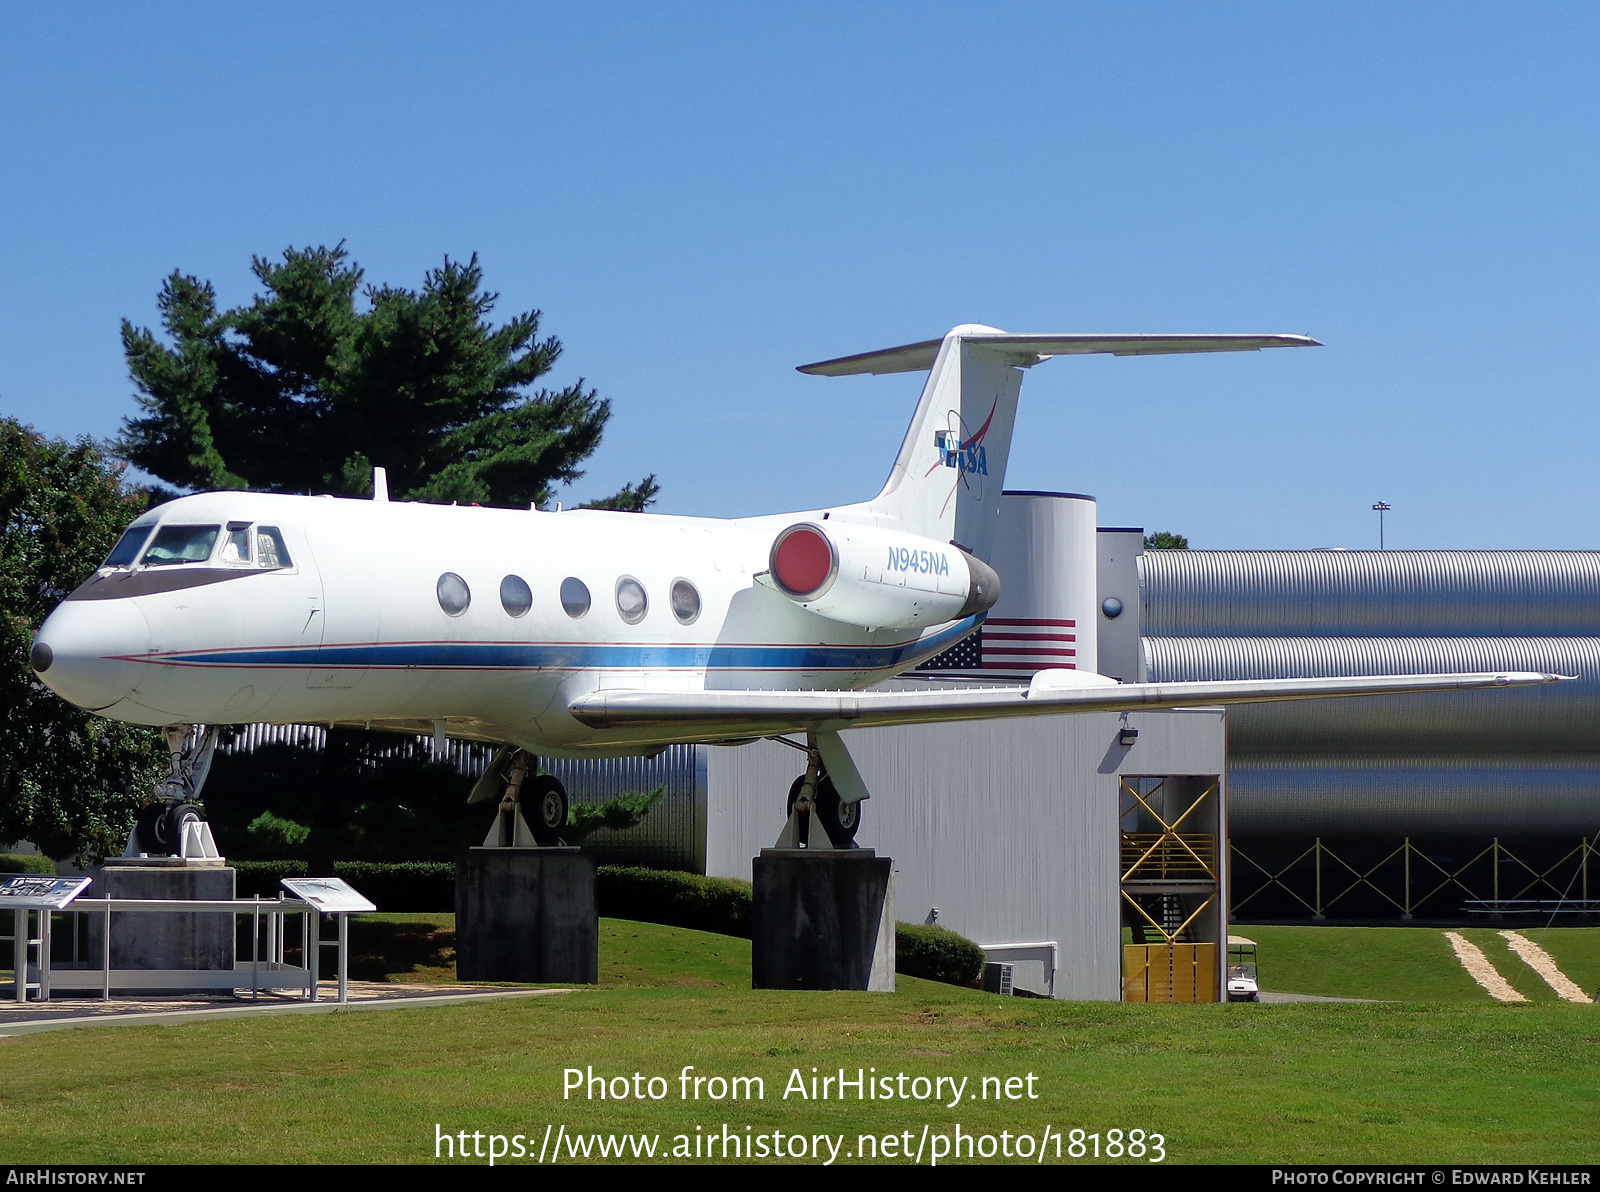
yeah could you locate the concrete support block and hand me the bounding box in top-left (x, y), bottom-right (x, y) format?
top-left (87, 862), bottom-right (236, 970)
top-left (752, 849), bottom-right (895, 991)
top-left (455, 848), bottom-right (598, 984)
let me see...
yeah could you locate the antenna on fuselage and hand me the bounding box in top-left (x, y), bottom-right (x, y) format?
top-left (372, 467), bottom-right (389, 502)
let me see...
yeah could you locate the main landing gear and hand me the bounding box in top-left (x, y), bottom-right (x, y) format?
top-left (776, 737), bottom-right (864, 850)
top-left (127, 724), bottom-right (221, 858)
top-left (471, 746), bottom-right (570, 847)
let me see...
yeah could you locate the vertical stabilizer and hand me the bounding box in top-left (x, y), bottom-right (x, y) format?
top-left (798, 326), bottom-right (1320, 562)
top-left (839, 324), bottom-right (1028, 561)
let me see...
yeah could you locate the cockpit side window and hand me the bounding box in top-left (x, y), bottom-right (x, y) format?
top-left (220, 523), bottom-right (252, 565)
top-left (102, 526), bottom-right (152, 569)
top-left (141, 525), bottom-right (221, 567)
top-left (256, 526), bottom-right (291, 569)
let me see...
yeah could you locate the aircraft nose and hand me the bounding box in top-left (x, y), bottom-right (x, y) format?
top-left (32, 598), bottom-right (151, 712)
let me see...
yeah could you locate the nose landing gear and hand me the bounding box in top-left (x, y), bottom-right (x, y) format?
top-left (127, 725), bottom-right (221, 859)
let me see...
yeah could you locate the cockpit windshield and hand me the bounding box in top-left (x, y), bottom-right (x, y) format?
top-left (141, 525), bottom-right (221, 567)
top-left (101, 526), bottom-right (152, 569)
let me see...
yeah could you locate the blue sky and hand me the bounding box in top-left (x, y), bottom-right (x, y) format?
top-left (2, 3), bottom-right (1596, 548)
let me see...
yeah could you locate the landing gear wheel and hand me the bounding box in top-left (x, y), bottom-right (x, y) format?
top-left (787, 775), bottom-right (861, 848)
top-left (133, 804), bottom-right (165, 854)
top-left (134, 802), bottom-right (203, 855)
top-left (525, 774), bottom-right (569, 845)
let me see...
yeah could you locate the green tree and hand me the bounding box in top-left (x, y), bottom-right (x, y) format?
top-left (119, 244), bottom-right (656, 510)
top-left (1143, 530), bottom-right (1189, 549)
top-left (0, 421), bottom-right (164, 861)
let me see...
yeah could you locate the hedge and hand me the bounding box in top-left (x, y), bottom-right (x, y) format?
top-left (232, 860), bottom-right (309, 898)
top-left (331, 861), bottom-right (454, 912)
top-left (0, 854), bottom-right (56, 876)
top-left (894, 922), bottom-right (986, 986)
top-left (231, 860), bottom-right (452, 911)
top-left (596, 866), bottom-right (753, 937)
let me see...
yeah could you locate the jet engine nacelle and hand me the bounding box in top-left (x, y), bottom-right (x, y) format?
top-left (767, 521), bottom-right (1000, 630)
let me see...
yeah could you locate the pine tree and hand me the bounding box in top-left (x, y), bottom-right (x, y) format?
top-left (119, 244), bottom-right (656, 509)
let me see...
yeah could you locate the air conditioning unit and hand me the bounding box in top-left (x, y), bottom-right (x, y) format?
top-left (982, 962), bottom-right (1014, 996)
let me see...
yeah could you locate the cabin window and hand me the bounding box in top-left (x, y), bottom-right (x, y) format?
top-left (437, 572), bottom-right (471, 616)
top-left (102, 526), bottom-right (152, 569)
top-left (500, 574), bottom-right (533, 618)
top-left (560, 577), bottom-right (591, 618)
top-left (141, 524), bottom-right (221, 567)
top-left (256, 527), bottom-right (291, 569)
top-left (670, 579), bottom-right (701, 624)
top-left (220, 523), bottom-right (252, 565)
top-left (615, 576), bottom-right (648, 625)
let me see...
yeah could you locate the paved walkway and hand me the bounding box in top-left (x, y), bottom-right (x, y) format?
top-left (1257, 990), bottom-right (1381, 1004)
top-left (0, 982), bottom-right (571, 1036)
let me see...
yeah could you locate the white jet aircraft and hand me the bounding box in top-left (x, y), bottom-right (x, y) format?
top-left (30, 325), bottom-right (1563, 852)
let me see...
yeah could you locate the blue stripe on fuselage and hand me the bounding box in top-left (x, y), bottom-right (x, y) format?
top-left (151, 615), bottom-right (983, 672)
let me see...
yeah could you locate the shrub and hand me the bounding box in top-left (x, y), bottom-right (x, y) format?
top-left (332, 861), bottom-right (455, 912)
top-left (231, 860), bottom-right (309, 899)
top-left (895, 922), bottom-right (985, 985)
top-left (246, 811), bottom-right (311, 856)
top-left (596, 866), bottom-right (753, 937)
top-left (0, 853), bottom-right (56, 876)
top-left (566, 787), bottom-right (665, 842)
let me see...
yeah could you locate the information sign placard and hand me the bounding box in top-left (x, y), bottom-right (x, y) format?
top-left (0, 875), bottom-right (93, 910)
top-left (281, 877), bottom-right (376, 914)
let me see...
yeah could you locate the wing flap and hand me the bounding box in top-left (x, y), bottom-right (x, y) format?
top-left (570, 671), bottom-right (1566, 736)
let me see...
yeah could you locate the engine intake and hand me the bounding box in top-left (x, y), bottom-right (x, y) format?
top-left (768, 522), bottom-right (1000, 630)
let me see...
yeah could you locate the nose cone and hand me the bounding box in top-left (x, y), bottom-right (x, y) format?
top-left (32, 599), bottom-right (151, 712)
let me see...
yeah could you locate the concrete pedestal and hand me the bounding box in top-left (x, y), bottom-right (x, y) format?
top-left (455, 848), bottom-right (598, 984)
top-left (752, 849), bottom-right (895, 992)
top-left (87, 861), bottom-right (236, 971)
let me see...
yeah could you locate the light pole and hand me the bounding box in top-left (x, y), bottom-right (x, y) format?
top-left (1372, 501), bottom-right (1391, 550)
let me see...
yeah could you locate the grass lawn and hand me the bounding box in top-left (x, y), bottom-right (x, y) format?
top-left (0, 917), bottom-right (1595, 1165)
top-left (1234, 923), bottom-right (1600, 1003)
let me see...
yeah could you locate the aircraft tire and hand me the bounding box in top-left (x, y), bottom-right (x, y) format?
top-left (788, 775), bottom-right (860, 848)
top-left (526, 775), bottom-right (569, 845)
top-left (134, 802), bottom-right (203, 855)
top-left (133, 803), bottom-right (166, 854)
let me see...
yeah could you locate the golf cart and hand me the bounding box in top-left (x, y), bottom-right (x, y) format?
top-left (1227, 935), bottom-right (1260, 1002)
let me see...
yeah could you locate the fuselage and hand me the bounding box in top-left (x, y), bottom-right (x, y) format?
top-left (32, 491), bottom-right (977, 756)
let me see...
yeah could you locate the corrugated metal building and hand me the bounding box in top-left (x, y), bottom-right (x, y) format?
top-left (1130, 549), bottom-right (1600, 921)
top-left (1136, 550), bottom-right (1600, 838)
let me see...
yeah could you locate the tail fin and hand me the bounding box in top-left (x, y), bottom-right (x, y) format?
top-left (799, 327), bottom-right (1319, 561)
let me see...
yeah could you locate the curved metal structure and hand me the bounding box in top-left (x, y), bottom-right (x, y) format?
top-left (1142, 549), bottom-right (1600, 638)
top-left (1139, 550), bottom-right (1600, 839)
top-left (1143, 635), bottom-right (1600, 754)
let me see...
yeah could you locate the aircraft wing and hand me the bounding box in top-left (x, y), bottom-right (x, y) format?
top-left (569, 670), bottom-right (1566, 738)
top-left (797, 333), bottom-right (1322, 376)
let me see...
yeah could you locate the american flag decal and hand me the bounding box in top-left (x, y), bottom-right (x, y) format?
top-left (915, 625), bottom-right (983, 671)
top-left (980, 617), bottom-right (1076, 671)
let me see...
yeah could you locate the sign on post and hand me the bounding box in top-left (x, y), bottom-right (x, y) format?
top-left (0, 875), bottom-right (92, 910)
top-left (280, 878), bottom-right (376, 914)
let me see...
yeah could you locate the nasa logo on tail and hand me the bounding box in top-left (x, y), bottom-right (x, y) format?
top-left (928, 397), bottom-right (1000, 515)
top-left (935, 427), bottom-right (988, 477)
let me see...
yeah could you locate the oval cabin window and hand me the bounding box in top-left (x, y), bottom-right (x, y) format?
top-left (560, 577), bottom-right (591, 618)
top-left (615, 576), bottom-right (648, 625)
top-left (500, 574), bottom-right (533, 618)
top-left (437, 572), bottom-right (471, 616)
top-left (670, 579), bottom-right (701, 624)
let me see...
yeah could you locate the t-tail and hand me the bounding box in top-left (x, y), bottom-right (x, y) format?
top-left (799, 325), bottom-right (1321, 562)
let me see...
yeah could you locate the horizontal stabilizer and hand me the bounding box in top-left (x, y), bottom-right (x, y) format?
top-left (798, 333), bottom-right (1322, 377)
top-left (570, 671), bottom-right (1567, 739)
